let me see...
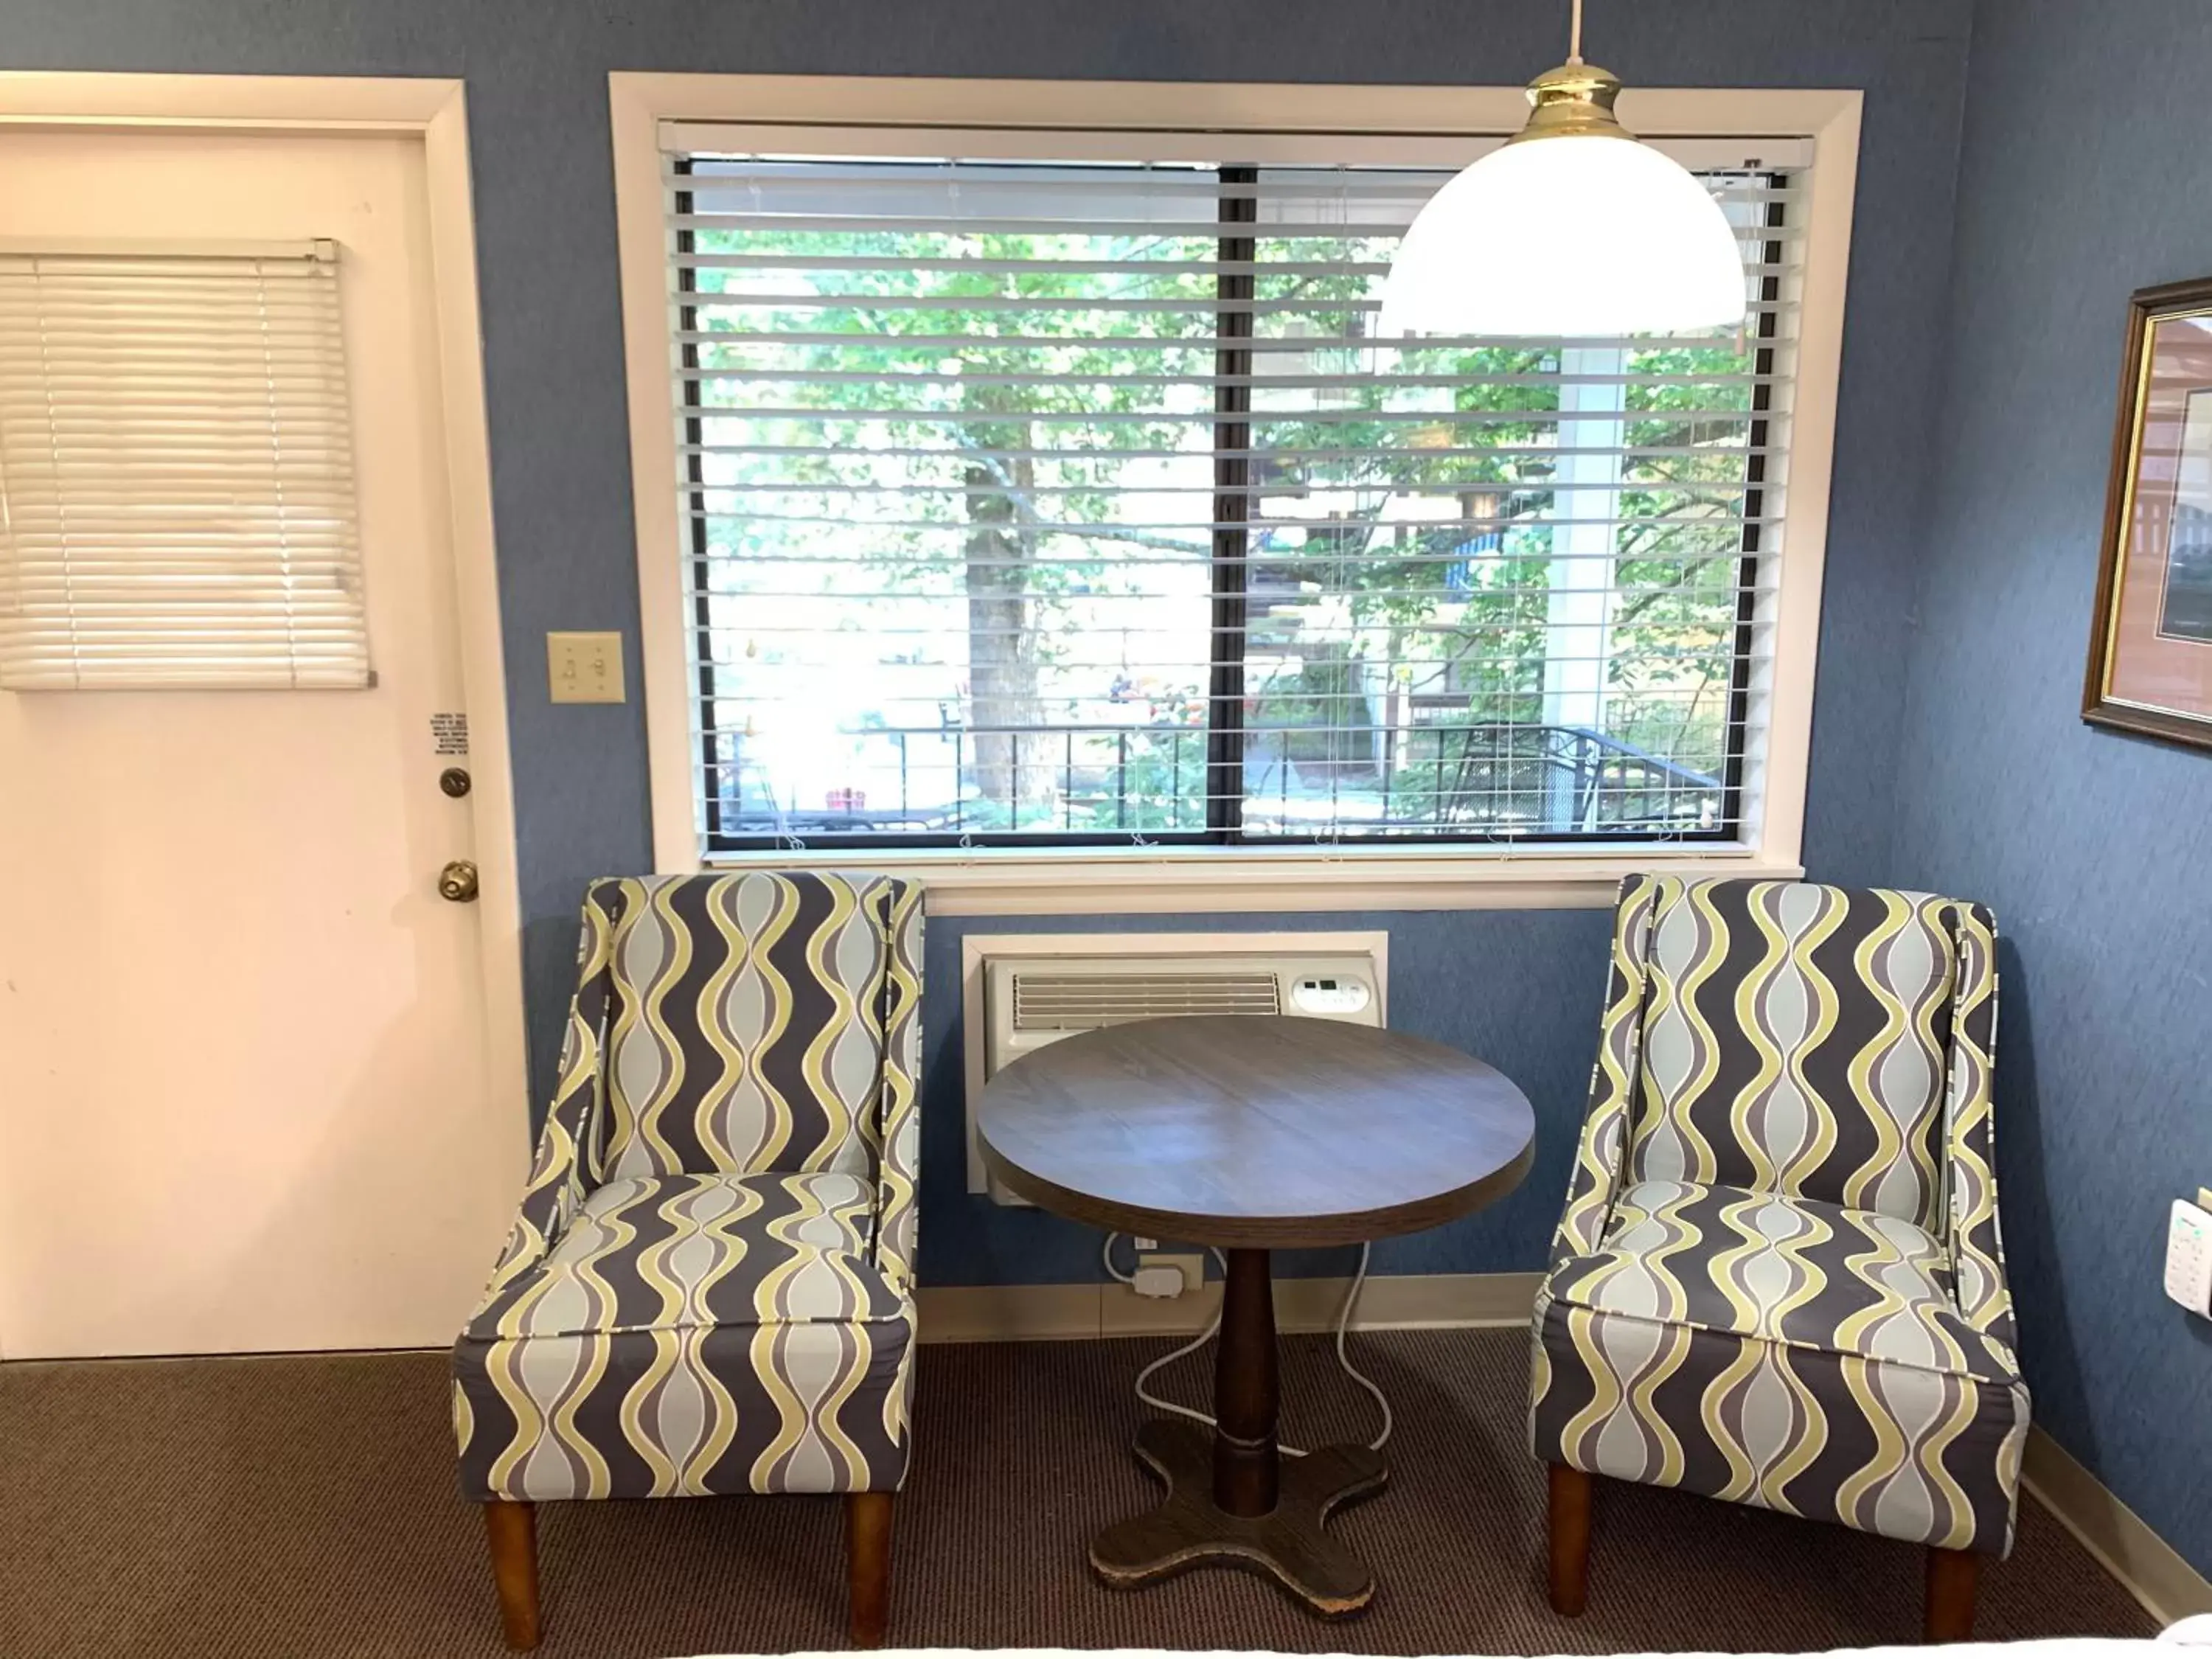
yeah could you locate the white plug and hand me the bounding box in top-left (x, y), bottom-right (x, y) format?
top-left (1130, 1262), bottom-right (1186, 1299)
top-left (2164, 1200), bottom-right (2212, 1317)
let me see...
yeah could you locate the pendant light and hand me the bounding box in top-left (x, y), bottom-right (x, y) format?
top-left (1380, 0), bottom-right (1747, 337)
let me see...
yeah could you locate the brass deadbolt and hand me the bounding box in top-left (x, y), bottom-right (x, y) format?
top-left (437, 860), bottom-right (480, 903)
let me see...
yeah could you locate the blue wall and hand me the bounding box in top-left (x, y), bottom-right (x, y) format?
top-left (1893, 0), bottom-right (2212, 1581)
top-left (0, 1), bottom-right (1973, 1279)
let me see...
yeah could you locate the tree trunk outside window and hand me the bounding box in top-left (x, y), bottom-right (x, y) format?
top-left (961, 407), bottom-right (1053, 814)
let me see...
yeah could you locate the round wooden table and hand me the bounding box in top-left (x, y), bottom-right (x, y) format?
top-left (975, 1015), bottom-right (1534, 1617)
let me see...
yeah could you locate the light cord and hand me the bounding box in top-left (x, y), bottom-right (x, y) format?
top-left (1107, 1235), bottom-right (1391, 1456)
top-left (1568, 0), bottom-right (1585, 63)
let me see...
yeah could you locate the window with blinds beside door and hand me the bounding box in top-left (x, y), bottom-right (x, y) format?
top-left (0, 244), bottom-right (367, 691)
top-left (664, 150), bottom-right (1801, 850)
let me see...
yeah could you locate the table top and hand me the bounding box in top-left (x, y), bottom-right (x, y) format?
top-left (975, 1015), bottom-right (1535, 1250)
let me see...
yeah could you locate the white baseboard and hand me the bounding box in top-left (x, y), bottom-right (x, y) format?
top-left (2022, 1425), bottom-right (2212, 1627)
top-left (915, 1270), bottom-right (1542, 1346)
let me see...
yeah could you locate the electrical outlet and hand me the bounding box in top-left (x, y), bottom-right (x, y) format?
top-left (547, 631), bottom-right (625, 703)
top-left (2166, 1200), bottom-right (2212, 1318)
top-left (1135, 1251), bottom-right (1206, 1298)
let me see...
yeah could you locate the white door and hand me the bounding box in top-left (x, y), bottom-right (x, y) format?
top-left (0, 128), bottom-right (524, 1357)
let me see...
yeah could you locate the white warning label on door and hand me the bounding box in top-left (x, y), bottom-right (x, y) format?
top-left (431, 712), bottom-right (470, 757)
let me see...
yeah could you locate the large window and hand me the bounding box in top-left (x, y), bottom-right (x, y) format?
top-left (664, 146), bottom-right (1799, 851)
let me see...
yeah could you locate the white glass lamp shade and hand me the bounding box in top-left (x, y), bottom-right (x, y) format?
top-left (1382, 131), bottom-right (1747, 338)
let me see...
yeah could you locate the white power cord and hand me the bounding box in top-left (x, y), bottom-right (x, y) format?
top-left (1100, 1232), bottom-right (1393, 1456)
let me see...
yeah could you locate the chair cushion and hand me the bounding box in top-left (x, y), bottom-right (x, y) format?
top-left (1531, 1178), bottom-right (2029, 1556)
top-left (596, 872), bottom-right (893, 1182)
top-left (463, 1172), bottom-right (901, 1342)
top-left (1548, 1179), bottom-right (2016, 1383)
top-left (1631, 880), bottom-right (1957, 1227)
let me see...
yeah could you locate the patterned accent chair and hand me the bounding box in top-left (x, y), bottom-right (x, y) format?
top-left (452, 872), bottom-right (923, 1651)
top-left (1530, 877), bottom-right (2025, 1643)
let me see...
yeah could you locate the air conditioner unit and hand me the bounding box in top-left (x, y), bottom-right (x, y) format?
top-left (964, 934), bottom-right (1387, 1203)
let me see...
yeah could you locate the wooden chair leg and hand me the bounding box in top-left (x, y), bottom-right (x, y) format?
top-left (1548, 1463), bottom-right (1593, 1616)
top-left (1924, 1545), bottom-right (1978, 1643)
top-left (845, 1491), bottom-right (894, 1649)
top-left (482, 1500), bottom-right (543, 1651)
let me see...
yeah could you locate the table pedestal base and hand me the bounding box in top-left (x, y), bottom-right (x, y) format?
top-left (1089, 1419), bottom-right (1388, 1617)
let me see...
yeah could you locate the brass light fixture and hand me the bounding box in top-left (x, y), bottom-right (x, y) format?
top-left (1382, 0), bottom-right (1748, 337)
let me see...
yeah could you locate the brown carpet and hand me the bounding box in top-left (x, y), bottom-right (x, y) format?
top-left (0, 1329), bottom-right (2154, 1658)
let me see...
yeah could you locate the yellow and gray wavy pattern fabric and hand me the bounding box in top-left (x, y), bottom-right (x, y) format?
top-left (454, 871), bottom-right (922, 1503)
top-left (1530, 877), bottom-right (2027, 1556)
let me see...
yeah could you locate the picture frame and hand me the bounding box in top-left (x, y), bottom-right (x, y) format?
top-left (2083, 276), bottom-right (2212, 749)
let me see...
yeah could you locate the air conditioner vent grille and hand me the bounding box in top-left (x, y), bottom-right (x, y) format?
top-left (1011, 971), bottom-right (1281, 1030)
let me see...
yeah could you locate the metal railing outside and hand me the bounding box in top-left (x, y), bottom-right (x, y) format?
top-left (708, 718), bottom-right (1721, 841)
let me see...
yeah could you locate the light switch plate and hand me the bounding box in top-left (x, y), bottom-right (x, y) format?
top-left (547, 631), bottom-right (625, 703)
top-left (2165, 1200), bottom-right (2212, 1317)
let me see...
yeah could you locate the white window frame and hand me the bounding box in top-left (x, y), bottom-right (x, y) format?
top-left (610, 72), bottom-right (1862, 916)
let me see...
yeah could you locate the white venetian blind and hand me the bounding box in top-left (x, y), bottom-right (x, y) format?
top-left (666, 150), bottom-right (1802, 848)
top-left (0, 243), bottom-right (369, 691)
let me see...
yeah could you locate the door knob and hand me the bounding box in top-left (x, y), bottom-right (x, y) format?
top-left (437, 860), bottom-right (480, 902)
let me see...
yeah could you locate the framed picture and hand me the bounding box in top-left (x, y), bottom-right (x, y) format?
top-left (2084, 276), bottom-right (2212, 748)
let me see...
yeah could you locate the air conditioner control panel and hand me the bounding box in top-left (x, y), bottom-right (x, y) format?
top-left (1290, 975), bottom-right (1371, 1017)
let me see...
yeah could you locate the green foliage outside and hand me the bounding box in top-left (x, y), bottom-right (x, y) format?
top-left (685, 166), bottom-right (1761, 838)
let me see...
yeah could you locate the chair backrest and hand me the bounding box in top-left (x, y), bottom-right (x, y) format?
top-left (585, 871), bottom-right (908, 1182)
top-left (1625, 877), bottom-right (1971, 1228)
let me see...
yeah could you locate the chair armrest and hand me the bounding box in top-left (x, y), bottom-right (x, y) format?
top-left (477, 896), bottom-right (618, 1303)
top-left (869, 880), bottom-right (925, 1293)
top-left (1942, 901), bottom-right (2018, 1354)
top-left (1549, 874), bottom-right (1660, 1269)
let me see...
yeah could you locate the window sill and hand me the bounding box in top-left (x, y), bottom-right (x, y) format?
top-left (692, 842), bottom-right (1804, 916)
